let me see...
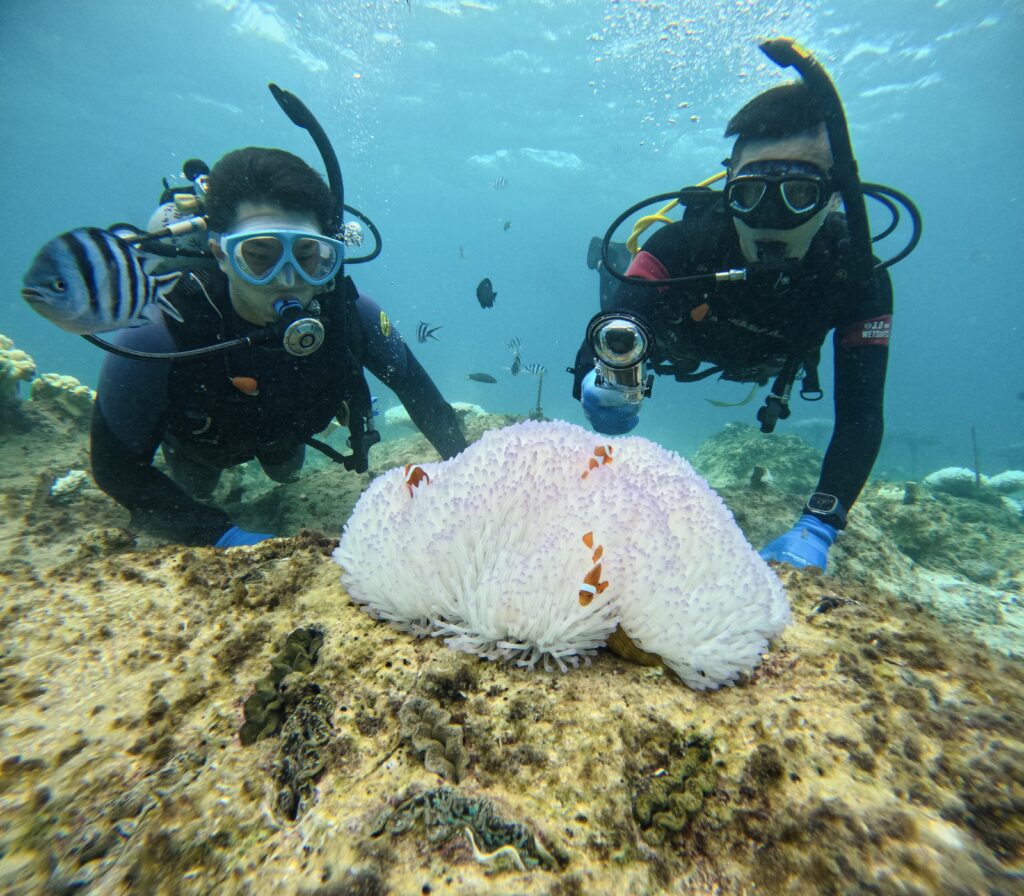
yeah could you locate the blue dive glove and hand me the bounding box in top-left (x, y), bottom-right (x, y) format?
top-left (759, 514), bottom-right (837, 571)
top-left (214, 526), bottom-right (274, 548)
top-left (580, 369), bottom-right (641, 435)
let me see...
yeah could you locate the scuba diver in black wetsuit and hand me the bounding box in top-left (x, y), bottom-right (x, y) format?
top-left (24, 86), bottom-right (467, 547)
top-left (91, 144), bottom-right (466, 547)
top-left (572, 40), bottom-right (921, 573)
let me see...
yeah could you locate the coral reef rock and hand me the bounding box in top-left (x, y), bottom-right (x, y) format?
top-left (29, 372), bottom-right (96, 422)
top-left (0, 385), bottom-right (1021, 895)
top-left (0, 334), bottom-right (37, 408)
top-left (692, 422), bottom-right (821, 494)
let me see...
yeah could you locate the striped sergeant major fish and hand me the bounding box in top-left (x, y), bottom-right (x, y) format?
top-left (21, 227), bottom-right (184, 335)
top-left (506, 335), bottom-right (523, 376)
top-left (523, 362), bottom-right (547, 376)
top-left (416, 321), bottom-right (442, 343)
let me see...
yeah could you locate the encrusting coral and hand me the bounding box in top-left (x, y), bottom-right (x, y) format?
top-left (29, 372), bottom-right (95, 421)
top-left (0, 333), bottom-right (37, 409)
top-left (334, 420), bottom-right (789, 689)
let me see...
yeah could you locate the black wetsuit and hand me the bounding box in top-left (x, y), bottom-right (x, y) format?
top-left (91, 268), bottom-right (467, 545)
top-left (572, 202), bottom-right (893, 520)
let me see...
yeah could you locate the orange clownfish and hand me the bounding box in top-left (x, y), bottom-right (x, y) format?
top-left (579, 563), bottom-right (609, 607)
top-left (579, 531), bottom-right (609, 605)
top-left (581, 444), bottom-right (614, 479)
top-left (404, 463), bottom-right (431, 496)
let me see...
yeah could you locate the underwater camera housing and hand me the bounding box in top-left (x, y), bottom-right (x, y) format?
top-left (586, 311), bottom-right (654, 404)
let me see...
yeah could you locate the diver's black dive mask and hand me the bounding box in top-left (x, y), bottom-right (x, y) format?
top-left (725, 160), bottom-right (832, 230)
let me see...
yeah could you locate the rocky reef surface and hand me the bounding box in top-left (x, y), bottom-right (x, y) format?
top-left (1, 338), bottom-right (1022, 895)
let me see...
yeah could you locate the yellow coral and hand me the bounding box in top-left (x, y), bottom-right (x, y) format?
top-left (0, 333), bottom-right (37, 403)
top-left (30, 373), bottom-right (96, 420)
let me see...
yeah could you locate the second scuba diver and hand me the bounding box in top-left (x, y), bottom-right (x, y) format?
top-left (573, 41), bottom-right (920, 572)
top-left (86, 145), bottom-right (467, 547)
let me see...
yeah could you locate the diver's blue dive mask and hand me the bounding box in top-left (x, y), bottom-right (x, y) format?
top-left (725, 160), bottom-right (832, 230)
top-left (219, 228), bottom-right (345, 287)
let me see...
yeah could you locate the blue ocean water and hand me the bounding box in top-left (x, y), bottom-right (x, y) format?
top-left (1, 0), bottom-right (1021, 472)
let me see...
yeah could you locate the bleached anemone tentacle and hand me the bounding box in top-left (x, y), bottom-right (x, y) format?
top-left (334, 420), bottom-right (790, 689)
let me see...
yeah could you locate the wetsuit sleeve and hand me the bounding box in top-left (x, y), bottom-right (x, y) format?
top-left (815, 266), bottom-right (894, 515)
top-left (90, 321), bottom-right (232, 545)
top-left (353, 294), bottom-right (468, 459)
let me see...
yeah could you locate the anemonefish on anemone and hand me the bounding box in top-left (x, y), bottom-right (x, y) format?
top-left (578, 564), bottom-right (608, 607)
top-left (404, 463), bottom-right (431, 496)
top-left (581, 444), bottom-right (614, 479)
top-left (579, 531), bottom-right (609, 606)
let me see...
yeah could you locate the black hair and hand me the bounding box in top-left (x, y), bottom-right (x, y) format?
top-left (724, 82), bottom-right (826, 160)
top-left (204, 147), bottom-right (336, 234)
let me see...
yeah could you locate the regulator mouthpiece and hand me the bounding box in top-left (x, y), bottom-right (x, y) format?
top-left (274, 297), bottom-right (325, 357)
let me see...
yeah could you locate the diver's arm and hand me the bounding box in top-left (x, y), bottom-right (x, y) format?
top-left (815, 270), bottom-right (894, 515)
top-left (354, 294), bottom-right (468, 459)
top-left (90, 323), bottom-right (232, 545)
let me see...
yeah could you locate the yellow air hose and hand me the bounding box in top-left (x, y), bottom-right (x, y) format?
top-left (625, 171), bottom-right (727, 257)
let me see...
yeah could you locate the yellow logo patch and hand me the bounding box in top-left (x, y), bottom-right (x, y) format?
top-left (379, 310), bottom-right (391, 337)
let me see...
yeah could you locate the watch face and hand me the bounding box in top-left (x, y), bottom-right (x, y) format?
top-left (808, 493), bottom-right (839, 514)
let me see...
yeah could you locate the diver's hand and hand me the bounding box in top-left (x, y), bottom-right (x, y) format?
top-left (580, 369), bottom-right (641, 435)
top-left (214, 525), bottom-right (274, 548)
top-left (759, 514), bottom-right (837, 571)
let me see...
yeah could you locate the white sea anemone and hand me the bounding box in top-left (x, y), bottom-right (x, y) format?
top-left (333, 420), bottom-right (789, 689)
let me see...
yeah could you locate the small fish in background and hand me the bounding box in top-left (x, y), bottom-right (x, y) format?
top-left (506, 335), bottom-right (523, 376)
top-left (503, 220), bottom-right (512, 232)
top-left (491, 175), bottom-right (508, 190)
top-left (522, 362), bottom-right (547, 376)
top-left (476, 277), bottom-right (497, 308)
top-left (466, 372), bottom-right (497, 384)
top-left (416, 321), bottom-right (442, 343)
top-left (20, 227), bottom-right (183, 334)
top-left (459, 245), bottom-right (465, 260)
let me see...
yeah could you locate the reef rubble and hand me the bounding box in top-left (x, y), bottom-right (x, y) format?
top-left (0, 364), bottom-right (1022, 895)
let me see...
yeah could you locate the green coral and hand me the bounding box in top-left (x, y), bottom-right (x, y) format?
top-left (371, 786), bottom-right (557, 871)
top-left (399, 695), bottom-right (468, 783)
top-left (632, 738), bottom-right (717, 845)
top-left (238, 626), bottom-right (324, 745)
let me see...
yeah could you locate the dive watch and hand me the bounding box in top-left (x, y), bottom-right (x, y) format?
top-left (804, 492), bottom-right (847, 529)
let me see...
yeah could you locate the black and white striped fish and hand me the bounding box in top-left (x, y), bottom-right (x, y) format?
top-left (21, 227), bottom-right (183, 335)
top-left (491, 175), bottom-right (509, 190)
top-left (506, 336), bottom-right (522, 354)
top-left (510, 353), bottom-right (522, 377)
top-left (522, 362), bottom-right (547, 376)
top-left (416, 321), bottom-right (442, 343)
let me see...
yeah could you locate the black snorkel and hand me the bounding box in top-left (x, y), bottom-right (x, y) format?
top-left (753, 37), bottom-right (876, 433)
top-left (269, 82), bottom-right (382, 266)
top-left (758, 39), bottom-right (874, 296)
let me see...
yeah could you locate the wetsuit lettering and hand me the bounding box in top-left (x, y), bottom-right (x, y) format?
top-left (837, 314), bottom-right (892, 349)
